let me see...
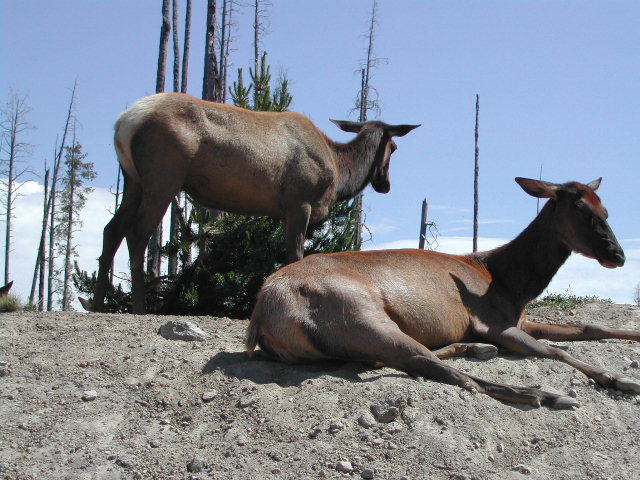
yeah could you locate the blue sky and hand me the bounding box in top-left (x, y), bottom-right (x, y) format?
top-left (1, 1), bottom-right (638, 305)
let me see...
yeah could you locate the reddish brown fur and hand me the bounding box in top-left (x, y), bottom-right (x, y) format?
top-left (248, 178), bottom-right (637, 408)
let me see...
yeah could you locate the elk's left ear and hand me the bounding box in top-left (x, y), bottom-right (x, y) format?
top-left (586, 177), bottom-right (602, 192)
top-left (330, 119), bottom-right (365, 133)
top-left (385, 124), bottom-right (421, 137)
top-left (515, 177), bottom-right (560, 199)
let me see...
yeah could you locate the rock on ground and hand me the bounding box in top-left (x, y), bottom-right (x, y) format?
top-left (0, 302), bottom-right (639, 479)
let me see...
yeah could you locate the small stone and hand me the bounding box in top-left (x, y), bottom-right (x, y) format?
top-left (0, 361), bottom-right (9, 377)
top-left (148, 439), bottom-right (161, 448)
top-left (630, 360), bottom-right (639, 368)
top-left (237, 395), bottom-right (258, 408)
top-left (361, 468), bottom-right (375, 479)
top-left (336, 461), bottom-right (353, 473)
top-left (158, 320), bottom-right (208, 342)
top-left (488, 455), bottom-right (495, 462)
top-left (568, 389), bottom-right (578, 398)
top-left (358, 412), bottom-right (376, 429)
top-left (81, 390), bottom-right (97, 402)
top-left (187, 456), bottom-right (208, 473)
top-left (329, 420), bottom-right (345, 434)
top-left (497, 443), bottom-right (505, 453)
top-left (201, 390), bottom-right (217, 403)
top-left (370, 393), bottom-right (407, 423)
top-left (512, 465), bottom-right (532, 475)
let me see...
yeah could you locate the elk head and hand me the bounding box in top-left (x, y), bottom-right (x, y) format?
top-left (516, 177), bottom-right (625, 268)
top-left (330, 120), bottom-right (420, 194)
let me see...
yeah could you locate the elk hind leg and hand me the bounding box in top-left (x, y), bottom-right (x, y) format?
top-left (89, 178), bottom-right (142, 311)
top-left (299, 316), bottom-right (576, 408)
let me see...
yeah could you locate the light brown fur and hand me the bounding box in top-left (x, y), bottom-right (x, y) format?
top-left (84, 92), bottom-right (419, 314)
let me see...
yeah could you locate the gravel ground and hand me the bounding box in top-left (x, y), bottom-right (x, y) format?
top-left (1, 302), bottom-right (639, 480)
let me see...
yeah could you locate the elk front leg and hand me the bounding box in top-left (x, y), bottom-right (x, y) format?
top-left (432, 343), bottom-right (498, 360)
top-left (520, 320), bottom-right (640, 342)
top-left (285, 204), bottom-right (312, 263)
top-left (481, 325), bottom-right (640, 394)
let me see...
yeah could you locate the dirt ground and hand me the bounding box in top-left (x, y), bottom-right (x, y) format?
top-left (1, 302), bottom-right (639, 480)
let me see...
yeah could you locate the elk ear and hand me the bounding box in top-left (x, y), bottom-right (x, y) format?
top-left (385, 124), bottom-right (421, 137)
top-left (330, 119), bottom-right (365, 133)
top-left (515, 177), bottom-right (559, 199)
top-left (586, 177), bottom-right (602, 192)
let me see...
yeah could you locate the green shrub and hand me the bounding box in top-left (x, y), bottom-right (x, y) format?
top-left (0, 294), bottom-right (22, 312)
top-left (526, 290), bottom-right (611, 310)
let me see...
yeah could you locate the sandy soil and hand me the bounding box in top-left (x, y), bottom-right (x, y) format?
top-left (1, 302), bottom-right (639, 480)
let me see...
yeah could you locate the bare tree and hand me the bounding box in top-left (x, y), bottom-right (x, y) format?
top-left (0, 91), bottom-right (34, 285)
top-left (168, 0), bottom-right (181, 276)
top-left (181, 0), bottom-right (192, 93)
top-left (473, 94), bottom-right (479, 252)
top-left (352, 0), bottom-right (383, 249)
top-left (634, 282), bottom-right (640, 307)
top-left (46, 82), bottom-right (77, 311)
top-left (202, 0), bottom-right (221, 102)
top-left (147, 0), bottom-right (172, 280)
top-left (219, 0), bottom-right (238, 102)
top-left (252, 0), bottom-right (271, 106)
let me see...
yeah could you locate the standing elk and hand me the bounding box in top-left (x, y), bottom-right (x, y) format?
top-left (247, 177), bottom-right (639, 408)
top-left (83, 92), bottom-right (419, 314)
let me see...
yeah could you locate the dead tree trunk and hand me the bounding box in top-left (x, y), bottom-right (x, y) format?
top-left (473, 94), bottom-right (480, 252)
top-left (418, 199), bottom-right (428, 250)
top-left (353, 0), bottom-right (380, 250)
top-left (148, 0), bottom-right (171, 279)
top-left (46, 83), bottom-right (76, 311)
top-left (168, 0), bottom-right (181, 276)
top-left (181, 0), bottom-right (191, 93)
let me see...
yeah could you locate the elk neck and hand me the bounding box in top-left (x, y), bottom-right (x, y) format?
top-left (478, 200), bottom-right (572, 310)
top-left (331, 129), bottom-right (384, 201)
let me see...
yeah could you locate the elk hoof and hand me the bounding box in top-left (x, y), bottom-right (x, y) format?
top-left (615, 377), bottom-right (640, 394)
top-left (469, 344), bottom-right (498, 360)
top-left (78, 297), bottom-right (93, 312)
top-left (551, 396), bottom-right (580, 410)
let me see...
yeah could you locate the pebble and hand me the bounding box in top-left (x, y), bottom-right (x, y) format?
top-left (512, 465), bottom-right (532, 475)
top-left (370, 393), bottom-right (407, 423)
top-left (568, 389), bottom-right (578, 398)
top-left (158, 320), bottom-right (208, 342)
top-left (361, 468), bottom-right (375, 479)
top-left (81, 390), bottom-right (97, 402)
top-left (630, 360), bottom-right (639, 369)
top-left (358, 412), bottom-right (376, 429)
top-left (237, 395), bottom-right (258, 408)
top-left (0, 361), bottom-right (9, 377)
top-left (201, 390), bottom-right (217, 403)
top-left (187, 456), bottom-right (208, 473)
top-left (329, 420), bottom-right (345, 434)
top-left (497, 443), bottom-right (505, 453)
top-left (148, 439), bottom-right (161, 448)
top-left (336, 460), bottom-right (354, 473)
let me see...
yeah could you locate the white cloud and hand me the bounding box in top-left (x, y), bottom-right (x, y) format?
top-left (1, 183), bottom-right (638, 309)
top-left (366, 237), bottom-right (640, 305)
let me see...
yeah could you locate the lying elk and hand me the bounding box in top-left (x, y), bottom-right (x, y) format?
top-left (248, 177), bottom-right (638, 408)
top-left (83, 92), bottom-right (419, 314)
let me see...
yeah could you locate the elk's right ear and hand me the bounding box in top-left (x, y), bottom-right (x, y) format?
top-left (330, 119), bottom-right (365, 133)
top-left (385, 124), bottom-right (421, 137)
top-left (515, 177), bottom-right (559, 199)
